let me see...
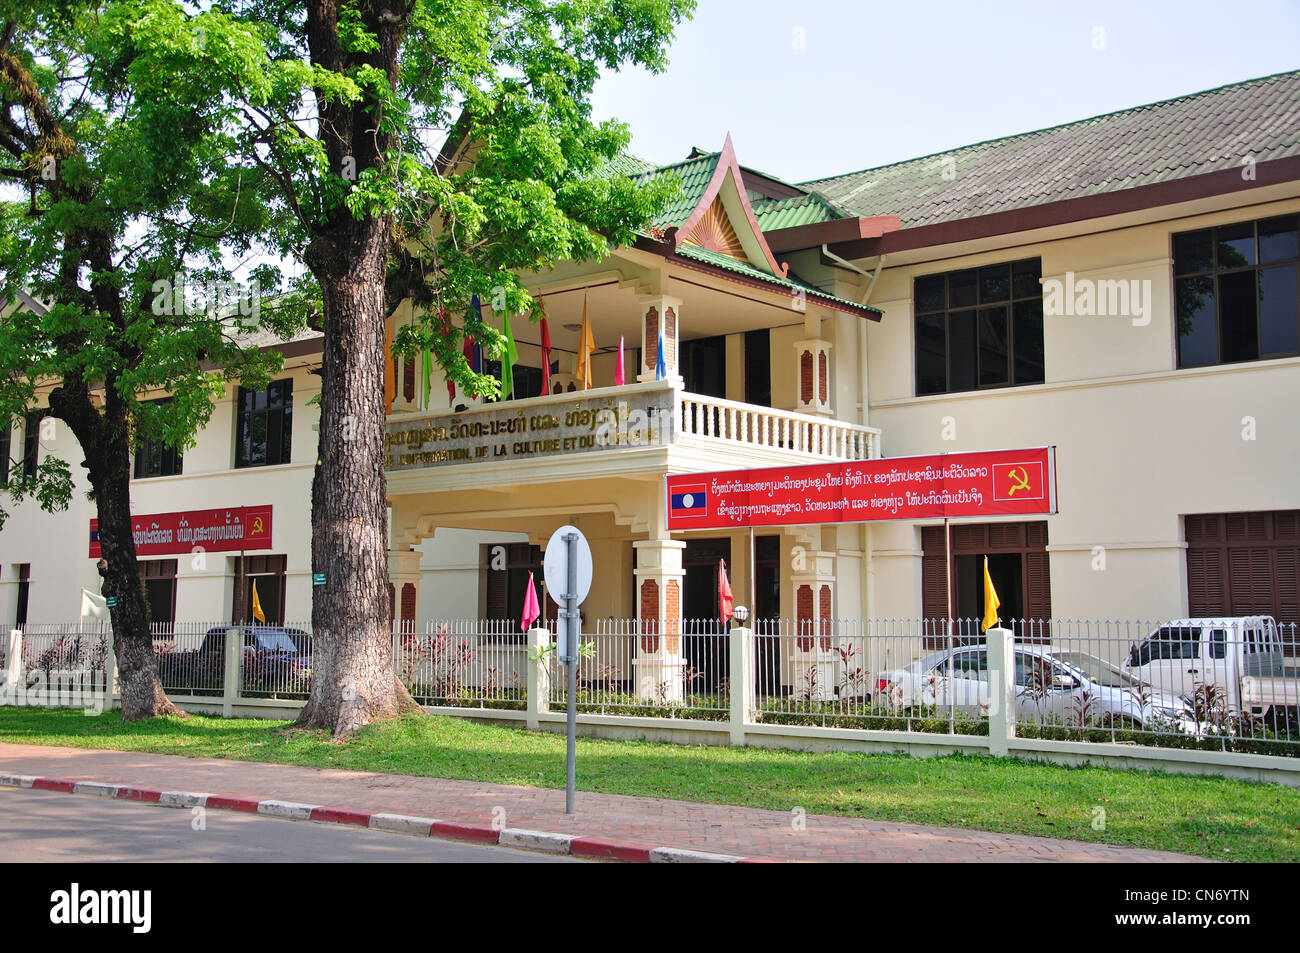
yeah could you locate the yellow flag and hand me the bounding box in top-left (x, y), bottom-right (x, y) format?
top-left (251, 578), bottom-right (266, 624)
top-left (981, 556), bottom-right (1000, 632)
top-left (574, 294), bottom-right (595, 389)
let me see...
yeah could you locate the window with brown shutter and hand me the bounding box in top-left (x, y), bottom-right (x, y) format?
top-left (1186, 511), bottom-right (1300, 649)
top-left (921, 521), bottom-right (1051, 645)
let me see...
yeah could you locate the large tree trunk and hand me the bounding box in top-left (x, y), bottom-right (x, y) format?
top-left (296, 221), bottom-right (417, 737)
top-left (50, 386), bottom-right (182, 720)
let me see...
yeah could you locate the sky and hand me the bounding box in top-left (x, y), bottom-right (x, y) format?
top-left (589, 0), bottom-right (1300, 184)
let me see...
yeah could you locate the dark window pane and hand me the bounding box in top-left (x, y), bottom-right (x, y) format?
top-left (1012, 300), bottom-right (1044, 384)
top-left (1259, 265), bottom-right (1300, 357)
top-left (1218, 270), bottom-right (1258, 362)
top-left (281, 407), bottom-right (293, 462)
top-left (979, 265), bottom-right (1010, 304)
top-left (978, 307), bottom-right (1009, 387)
top-left (915, 274), bottom-right (945, 313)
top-left (1012, 259), bottom-right (1041, 298)
top-left (250, 413), bottom-right (268, 464)
top-left (948, 309), bottom-right (977, 392)
top-left (1216, 222), bottom-right (1256, 269)
top-left (254, 388), bottom-right (268, 411)
top-left (1173, 229), bottom-right (1213, 275)
top-left (915, 313), bottom-right (946, 395)
top-left (267, 411), bottom-right (284, 466)
top-left (949, 269), bottom-right (977, 309)
top-left (1259, 215), bottom-right (1300, 264)
top-left (1176, 275), bottom-right (1216, 367)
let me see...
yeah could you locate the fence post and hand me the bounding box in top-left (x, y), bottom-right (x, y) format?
top-left (985, 626), bottom-right (1016, 757)
top-left (104, 623), bottom-right (118, 712)
top-left (729, 624), bottom-right (752, 746)
top-left (4, 629), bottom-right (22, 700)
top-left (221, 628), bottom-right (242, 718)
top-left (525, 626), bottom-right (550, 731)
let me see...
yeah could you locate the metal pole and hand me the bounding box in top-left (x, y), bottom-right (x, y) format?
top-left (748, 526), bottom-right (756, 620)
top-left (564, 532), bottom-right (578, 814)
top-left (945, 517), bottom-right (955, 727)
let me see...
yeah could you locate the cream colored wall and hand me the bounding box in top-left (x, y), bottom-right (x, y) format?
top-left (0, 414), bottom-right (101, 624)
top-left (860, 194), bottom-right (1300, 622)
top-left (0, 363), bottom-right (322, 626)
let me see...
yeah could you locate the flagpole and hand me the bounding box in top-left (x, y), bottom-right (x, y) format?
top-left (944, 517), bottom-right (955, 727)
top-left (748, 526), bottom-right (756, 623)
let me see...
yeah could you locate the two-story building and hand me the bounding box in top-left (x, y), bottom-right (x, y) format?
top-left (3, 70), bottom-right (1298, 653)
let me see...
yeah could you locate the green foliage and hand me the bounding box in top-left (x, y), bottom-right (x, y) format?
top-left (0, 0), bottom-right (312, 528)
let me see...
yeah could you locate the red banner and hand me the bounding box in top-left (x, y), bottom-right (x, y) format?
top-left (666, 448), bottom-right (1056, 531)
top-left (89, 505), bottom-right (274, 558)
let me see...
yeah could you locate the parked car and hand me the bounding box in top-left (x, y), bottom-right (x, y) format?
top-left (1123, 617), bottom-right (1298, 724)
top-left (876, 643), bottom-right (1195, 731)
top-left (157, 625), bottom-right (313, 688)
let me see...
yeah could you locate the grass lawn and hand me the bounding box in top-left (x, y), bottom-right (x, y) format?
top-left (0, 707), bottom-right (1296, 862)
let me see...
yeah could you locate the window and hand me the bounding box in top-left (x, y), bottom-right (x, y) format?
top-left (14, 564), bottom-right (30, 627)
top-left (133, 401), bottom-right (183, 479)
top-left (483, 542), bottom-right (545, 640)
top-left (744, 329), bottom-right (771, 407)
top-left (914, 259), bottom-right (1043, 395)
top-left (234, 554), bottom-right (287, 624)
top-left (0, 419), bottom-right (9, 483)
top-left (235, 380), bottom-right (292, 468)
top-left (140, 559), bottom-right (178, 631)
top-left (1174, 214), bottom-right (1300, 367)
top-left (680, 335), bottom-right (727, 399)
top-left (22, 410), bottom-right (46, 482)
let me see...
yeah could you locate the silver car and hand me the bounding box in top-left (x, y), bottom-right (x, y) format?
top-left (876, 644), bottom-right (1195, 731)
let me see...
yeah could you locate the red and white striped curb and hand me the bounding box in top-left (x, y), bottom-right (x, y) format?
top-left (0, 773), bottom-right (757, 862)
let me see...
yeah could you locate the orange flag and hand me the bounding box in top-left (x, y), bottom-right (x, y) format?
top-left (574, 293), bottom-right (595, 390)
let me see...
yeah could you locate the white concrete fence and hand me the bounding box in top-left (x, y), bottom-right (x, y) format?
top-left (4, 619), bottom-right (1299, 788)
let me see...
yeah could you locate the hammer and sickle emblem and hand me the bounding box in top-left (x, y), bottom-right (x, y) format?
top-left (1006, 467), bottom-right (1031, 496)
top-left (252, 517), bottom-right (264, 534)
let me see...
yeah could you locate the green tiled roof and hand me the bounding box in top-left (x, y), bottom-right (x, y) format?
top-left (674, 243), bottom-right (880, 315)
top-left (633, 152), bottom-right (720, 228)
top-left (600, 153), bottom-right (660, 178)
top-left (751, 192), bottom-right (846, 231)
top-left (802, 70), bottom-right (1300, 229)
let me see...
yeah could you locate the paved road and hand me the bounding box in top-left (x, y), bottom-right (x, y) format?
top-left (0, 789), bottom-right (582, 863)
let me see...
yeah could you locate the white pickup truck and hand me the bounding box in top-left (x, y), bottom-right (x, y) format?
top-left (1123, 616), bottom-right (1298, 725)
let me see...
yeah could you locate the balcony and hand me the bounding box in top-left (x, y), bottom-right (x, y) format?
top-left (385, 380), bottom-right (880, 493)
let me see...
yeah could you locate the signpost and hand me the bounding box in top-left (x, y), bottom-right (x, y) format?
top-left (543, 524), bottom-right (593, 814)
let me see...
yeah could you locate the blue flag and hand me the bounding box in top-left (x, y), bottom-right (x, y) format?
top-left (656, 326), bottom-right (666, 381)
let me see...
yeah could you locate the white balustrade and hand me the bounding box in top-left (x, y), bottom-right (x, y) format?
top-left (678, 392), bottom-right (879, 461)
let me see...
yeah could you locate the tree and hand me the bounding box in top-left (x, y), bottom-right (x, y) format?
top-left (0, 3), bottom-right (306, 718)
top-left (2, 0), bottom-right (691, 736)
top-left (203, 0), bottom-right (692, 737)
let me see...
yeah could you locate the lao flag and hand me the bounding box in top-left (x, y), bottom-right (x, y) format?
top-left (670, 485), bottom-right (708, 519)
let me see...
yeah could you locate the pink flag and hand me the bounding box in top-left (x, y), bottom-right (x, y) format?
top-left (615, 335), bottom-right (625, 386)
top-left (520, 570), bottom-right (541, 632)
top-left (718, 559), bottom-right (734, 625)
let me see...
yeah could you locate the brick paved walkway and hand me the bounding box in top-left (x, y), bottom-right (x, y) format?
top-left (0, 743), bottom-right (1205, 862)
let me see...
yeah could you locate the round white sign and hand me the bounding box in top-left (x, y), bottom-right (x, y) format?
top-left (543, 524), bottom-right (593, 606)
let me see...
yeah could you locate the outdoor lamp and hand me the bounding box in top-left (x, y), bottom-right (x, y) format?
top-left (733, 605), bottom-right (749, 624)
